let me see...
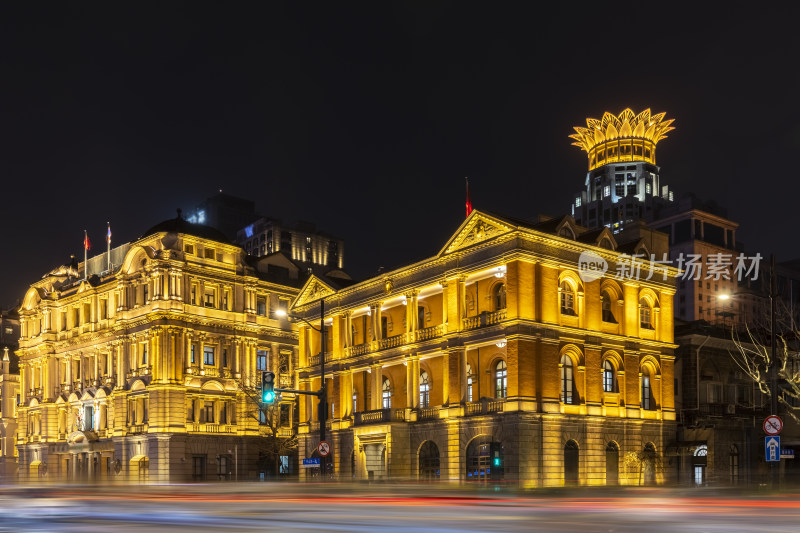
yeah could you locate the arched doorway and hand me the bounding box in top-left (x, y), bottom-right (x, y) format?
top-left (605, 442), bottom-right (619, 485)
top-left (466, 437), bottom-right (503, 482)
top-left (419, 441), bottom-right (440, 480)
top-left (693, 444), bottom-right (707, 486)
top-left (564, 440), bottom-right (579, 485)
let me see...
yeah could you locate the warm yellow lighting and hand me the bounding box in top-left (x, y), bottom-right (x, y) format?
top-left (569, 108), bottom-right (675, 170)
top-left (275, 309), bottom-right (288, 317)
top-left (718, 294), bottom-right (731, 300)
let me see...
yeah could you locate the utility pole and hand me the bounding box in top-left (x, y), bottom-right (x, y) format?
top-left (770, 254), bottom-right (779, 489)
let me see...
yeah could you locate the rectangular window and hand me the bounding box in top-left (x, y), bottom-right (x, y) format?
top-left (641, 376), bottom-right (651, 410)
top-left (222, 349), bottom-right (228, 367)
top-left (223, 291), bottom-right (229, 310)
top-left (184, 244), bottom-right (194, 254)
top-left (141, 345), bottom-right (148, 365)
top-left (203, 346), bottom-right (215, 366)
top-left (201, 402), bottom-right (214, 423)
top-left (190, 345), bottom-right (196, 364)
top-left (257, 297), bottom-right (267, 316)
top-left (257, 350), bottom-right (268, 371)
top-left (204, 248), bottom-right (215, 259)
top-left (204, 290), bottom-right (215, 308)
top-left (100, 299), bottom-right (108, 319)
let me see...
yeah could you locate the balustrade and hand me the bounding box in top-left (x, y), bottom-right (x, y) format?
top-left (463, 309), bottom-right (507, 330)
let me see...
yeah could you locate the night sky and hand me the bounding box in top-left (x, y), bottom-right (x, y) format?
top-left (2, 2), bottom-right (799, 307)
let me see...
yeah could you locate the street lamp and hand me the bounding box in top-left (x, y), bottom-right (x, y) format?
top-left (716, 293), bottom-right (736, 328)
top-left (275, 300), bottom-right (327, 480)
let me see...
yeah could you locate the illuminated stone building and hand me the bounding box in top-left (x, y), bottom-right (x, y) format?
top-left (15, 215), bottom-right (302, 482)
top-left (292, 210), bottom-right (678, 486)
top-left (0, 309), bottom-right (20, 478)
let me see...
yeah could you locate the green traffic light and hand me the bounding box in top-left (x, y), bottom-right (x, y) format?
top-left (493, 458), bottom-right (500, 466)
top-left (263, 391), bottom-right (275, 403)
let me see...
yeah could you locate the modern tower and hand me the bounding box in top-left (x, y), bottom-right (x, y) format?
top-left (569, 108), bottom-right (676, 230)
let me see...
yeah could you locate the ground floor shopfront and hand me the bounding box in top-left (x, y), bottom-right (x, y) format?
top-left (298, 409), bottom-right (674, 487)
top-left (18, 432), bottom-right (296, 483)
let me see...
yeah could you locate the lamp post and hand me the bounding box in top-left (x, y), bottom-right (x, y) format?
top-left (276, 300), bottom-right (327, 480)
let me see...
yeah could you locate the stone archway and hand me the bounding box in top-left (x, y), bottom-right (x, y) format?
top-left (418, 441), bottom-right (440, 480)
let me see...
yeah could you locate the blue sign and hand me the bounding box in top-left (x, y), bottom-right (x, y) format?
top-left (766, 436), bottom-right (781, 462)
top-left (302, 458), bottom-right (321, 468)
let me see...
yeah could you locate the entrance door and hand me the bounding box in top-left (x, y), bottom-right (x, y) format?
top-left (193, 455), bottom-right (206, 482)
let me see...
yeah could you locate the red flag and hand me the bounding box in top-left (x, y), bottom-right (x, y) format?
top-left (465, 177), bottom-right (473, 218)
top-left (84, 231), bottom-right (91, 251)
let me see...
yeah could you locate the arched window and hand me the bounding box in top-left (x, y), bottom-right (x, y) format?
top-left (561, 355), bottom-right (575, 404)
top-left (419, 371), bottom-right (430, 408)
top-left (639, 298), bottom-right (652, 329)
top-left (493, 283), bottom-right (507, 311)
top-left (601, 291), bottom-right (617, 323)
top-left (606, 442), bottom-right (619, 485)
top-left (564, 440), bottom-right (579, 485)
top-left (641, 368), bottom-right (652, 410)
top-left (494, 360), bottom-right (507, 399)
top-left (560, 282), bottom-right (576, 316)
top-left (466, 363), bottom-right (474, 402)
top-left (729, 444), bottom-right (739, 485)
top-left (382, 378), bottom-right (391, 409)
top-left (603, 360), bottom-right (615, 393)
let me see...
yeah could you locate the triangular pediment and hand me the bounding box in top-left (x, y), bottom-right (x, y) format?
top-left (439, 211), bottom-right (515, 256)
top-left (292, 275), bottom-right (337, 309)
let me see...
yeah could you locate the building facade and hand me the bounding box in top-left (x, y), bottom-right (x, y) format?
top-left (570, 108), bottom-right (676, 230)
top-left (237, 218), bottom-right (345, 270)
top-left (15, 216), bottom-right (301, 482)
top-left (292, 210), bottom-right (678, 486)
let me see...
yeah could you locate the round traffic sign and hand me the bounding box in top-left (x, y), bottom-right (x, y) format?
top-left (318, 441), bottom-right (331, 457)
top-left (764, 415), bottom-right (783, 435)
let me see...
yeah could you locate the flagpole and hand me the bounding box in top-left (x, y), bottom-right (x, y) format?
top-left (84, 230), bottom-right (88, 280)
top-left (465, 176), bottom-right (473, 218)
top-left (107, 222), bottom-right (111, 271)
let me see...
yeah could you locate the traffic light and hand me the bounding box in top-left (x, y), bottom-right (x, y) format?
top-left (261, 371), bottom-right (276, 403)
top-left (489, 442), bottom-right (503, 480)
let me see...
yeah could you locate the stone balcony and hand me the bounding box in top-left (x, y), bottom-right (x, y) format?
top-left (463, 309), bottom-right (507, 331)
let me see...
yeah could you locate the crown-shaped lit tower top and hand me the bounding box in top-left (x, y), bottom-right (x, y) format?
top-left (570, 108), bottom-right (674, 170)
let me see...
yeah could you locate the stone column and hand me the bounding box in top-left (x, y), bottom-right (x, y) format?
top-left (371, 365), bottom-right (382, 410)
